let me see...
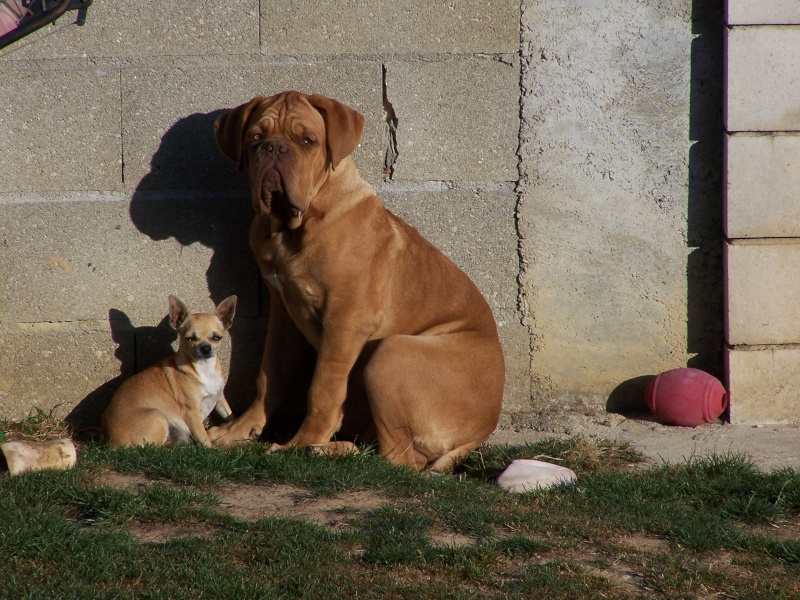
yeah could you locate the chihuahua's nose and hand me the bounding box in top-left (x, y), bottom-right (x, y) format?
top-left (195, 343), bottom-right (214, 358)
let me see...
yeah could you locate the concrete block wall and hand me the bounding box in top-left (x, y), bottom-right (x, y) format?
top-left (0, 1), bottom-right (525, 429)
top-left (725, 1), bottom-right (800, 423)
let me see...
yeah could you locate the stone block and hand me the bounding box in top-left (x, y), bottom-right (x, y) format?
top-left (727, 346), bottom-right (800, 424)
top-left (0, 69), bottom-right (121, 193)
top-left (725, 133), bottom-right (800, 237)
top-left (725, 27), bottom-right (800, 132)
top-left (725, 241), bottom-right (800, 345)
top-left (385, 59), bottom-right (519, 181)
top-left (0, 198), bottom-right (261, 324)
top-left (380, 187), bottom-right (519, 316)
top-left (0, 321), bottom-right (130, 422)
top-left (0, 0), bottom-right (258, 60)
top-left (262, 0), bottom-right (518, 55)
top-left (727, 1), bottom-right (800, 25)
top-left (121, 62), bottom-right (383, 190)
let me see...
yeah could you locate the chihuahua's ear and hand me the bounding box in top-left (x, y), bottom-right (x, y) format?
top-left (168, 295), bottom-right (191, 330)
top-left (215, 295), bottom-right (237, 331)
top-left (307, 94), bottom-right (364, 170)
top-left (214, 96), bottom-right (268, 172)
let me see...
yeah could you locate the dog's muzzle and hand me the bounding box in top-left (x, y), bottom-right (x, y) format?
top-left (193, 343), bottom-right (215, 359)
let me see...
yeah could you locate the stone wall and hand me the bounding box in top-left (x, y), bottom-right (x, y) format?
top-left (1, 1), bottom-right (739, 428)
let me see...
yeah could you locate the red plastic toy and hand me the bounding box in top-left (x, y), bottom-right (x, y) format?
top-left (644, 368), bottom-right (728, 427)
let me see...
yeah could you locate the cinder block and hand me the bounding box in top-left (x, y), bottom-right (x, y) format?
top-left (386, 59), bottom-right (519, 181)
top-left (0, 321), bottom-right (131, 422)
top-left (727, 346), bottom-right (800, 424)
top-left (121, 62), bottom-right (383, 190)
top-left (380, 187), bottom-right (519, 316)
top-left (262, 0), bottom-right (518, 55)
top-left (725, 27), bottom-right (800, 132)
top-left (725, 133), bottom-right (800, 237)
top-left (725, 241), bottom-right (800, 345)
top-left (728, 1), bottom-right (800, 25)
top-left (0, 0), bottom-right (258, 60)
top-left (0, 199), bottom-right (261, 324)
top-left (0, 69), bottom-right (121, 193)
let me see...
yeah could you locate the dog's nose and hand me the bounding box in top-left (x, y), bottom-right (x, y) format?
top-left (196, 343), bottom-right (214, 358)
top-left (266, 140), bottom-right (290, 155)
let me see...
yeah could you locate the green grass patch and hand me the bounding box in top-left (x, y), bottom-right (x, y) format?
top-left (1, 416), bottom-right (800, 598)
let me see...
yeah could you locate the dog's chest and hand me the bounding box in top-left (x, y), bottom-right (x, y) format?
top-left (260, 241), bottom-right (324, 348)
top-left (193, 359), bottom-right (225, 418)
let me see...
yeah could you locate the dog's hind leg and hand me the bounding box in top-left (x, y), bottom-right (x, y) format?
top-left (363, 332), bottom-right (503, 471)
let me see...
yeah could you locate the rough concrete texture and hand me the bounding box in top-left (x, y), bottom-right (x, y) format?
top-left (263, 0), bottom-right (519, 55)
top-left (726, 347), bottom-right (800, 425)
top-left (0, 198), bottom-right (260, 324)
top-left (0, 321), bottom-right (131, 421)
top-left (724, 241), bottom-right (800, 346)
top-left (386, 59), bottom-right (519, 182)
top-left (0, 69), bottom-right (121, 192)
top-left (725, 133), bottom-right (800, 238)
top-left (518, 0), bottom-right (722, 410)
top-left (0, 0), bottom-right (260, 60)
top-left (725, 26), bottom-right (800, 132)
top-left (727, 0), bottom-right (800, 25)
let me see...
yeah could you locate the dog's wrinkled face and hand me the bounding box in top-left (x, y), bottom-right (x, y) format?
top-left (168, 295), bottom-right (237, 362)
top-left (215, 91), bottom-right (365, 230)
top-left (245, 94), bottom-right (328, 229)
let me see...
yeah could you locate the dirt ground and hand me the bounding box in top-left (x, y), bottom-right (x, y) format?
top-left (490, 412), bottom-right (800, 472)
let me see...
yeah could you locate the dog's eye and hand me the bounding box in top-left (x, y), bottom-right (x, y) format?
top-left (186, 335), bottom-right (198, 342)
top-left (211, 334), bottom-right (222, 341)
top-left (251, 133), bottom-right (263, 142)
top-left (302, 136), bottom-right (316, 146)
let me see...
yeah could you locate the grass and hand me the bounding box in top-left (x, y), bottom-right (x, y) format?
top-left (1, 412), bottom-right (800, 598)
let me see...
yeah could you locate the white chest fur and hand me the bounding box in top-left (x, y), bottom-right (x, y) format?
top-left (194, 358), bottom-right (225, 418)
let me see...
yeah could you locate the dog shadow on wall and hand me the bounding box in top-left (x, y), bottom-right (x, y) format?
top-left (66, 111), bottom-right (266, 438)
top-left (66, 310), bottom-right (176, 439)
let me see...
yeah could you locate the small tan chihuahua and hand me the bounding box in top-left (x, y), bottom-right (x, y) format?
top-left (101, 294), bottom-right (237, 447)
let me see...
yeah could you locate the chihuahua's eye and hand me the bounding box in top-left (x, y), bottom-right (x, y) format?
top-left (186, 335), bottom-right (198, 342)
top-left (211, 334), bottom-right (222, 342)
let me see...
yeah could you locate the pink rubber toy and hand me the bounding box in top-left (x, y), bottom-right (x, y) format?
top-left (645, 368), bottom-right (728, 427)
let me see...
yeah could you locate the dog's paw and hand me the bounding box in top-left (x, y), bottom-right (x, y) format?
top-left (208, 421), bottom-right (260, 447)
top-left (306, 441), bottom-right (359, 457)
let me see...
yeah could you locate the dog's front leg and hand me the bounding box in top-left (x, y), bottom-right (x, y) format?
top-left (208, 292), bottom-right (310, 447)
top-left (185, 411), bottom-right (214, 448)
top-left (282, 326), bottom-right (368, 449)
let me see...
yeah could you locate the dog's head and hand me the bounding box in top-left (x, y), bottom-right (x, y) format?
top-left (214, 91), bottom-right (364, 230)
top-left (168, 295), bottom-right (237, 362)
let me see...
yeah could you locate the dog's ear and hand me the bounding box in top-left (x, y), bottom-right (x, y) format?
top-left (214, 295), bottom-right (237, 331)
top-left (307, 94), bottom-right (365, 170)
top-left (168, 295), bottom-right (191, 331)
top-left (214, 96), bottom-right (266, 172)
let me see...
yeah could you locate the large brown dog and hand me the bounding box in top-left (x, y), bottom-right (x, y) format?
top-left (209, 90), bottom-right (505, 471)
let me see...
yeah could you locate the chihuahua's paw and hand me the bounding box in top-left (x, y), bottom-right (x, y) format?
top-left (208, 421), bottom-right (262, 447)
